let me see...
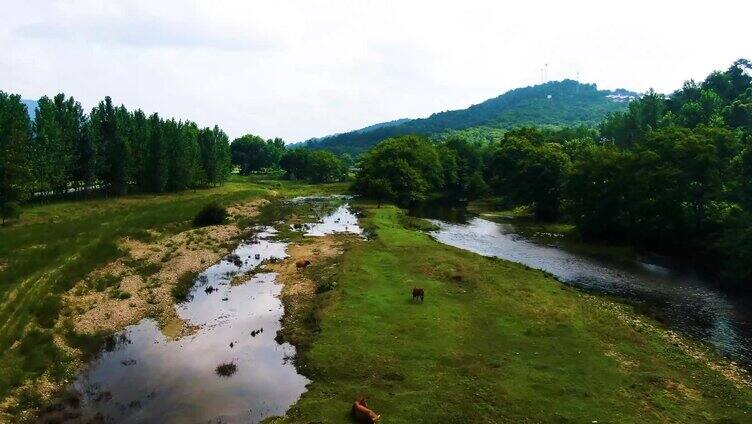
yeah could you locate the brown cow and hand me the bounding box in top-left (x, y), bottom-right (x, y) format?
top-left (412, 287), bottom-right (424, 302)
top-left (352, 396), bottom-right (380, 423)
top-left (295, 259), bottom-right (311, 271)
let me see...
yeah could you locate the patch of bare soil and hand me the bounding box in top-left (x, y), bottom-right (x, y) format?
top-left (267, 234), bottom-right (354, 301)
top-left (258, 234), bottom-right (361, 360)
top-left (63, 199), bottom-right (268, 340)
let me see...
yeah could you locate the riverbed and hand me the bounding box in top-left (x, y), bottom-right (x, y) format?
top-left (64, 198), bottom-right (362, 423)
top-left (426, 215), bottom-right (752, 369)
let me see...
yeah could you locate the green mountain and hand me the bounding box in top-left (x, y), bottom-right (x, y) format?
top-left (301, 80), bottom-right (636, 155)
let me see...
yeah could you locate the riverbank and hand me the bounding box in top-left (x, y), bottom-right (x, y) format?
top-left (269, 204), bottom-right (752, 423)
top-left (0, 176), bottom-right (348, 422)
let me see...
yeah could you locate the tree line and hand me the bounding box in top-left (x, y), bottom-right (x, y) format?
top-left (230, 135), bottom-right (348, 183)
top-left (0, 92), bottom-right (233, 220)
top-left (354, 59), bottom-right (752, 289)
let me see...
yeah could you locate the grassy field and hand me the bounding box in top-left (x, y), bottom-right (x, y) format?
top-left (0, 175), bottom-right (347, 406)
top-left (274, 204), bottom-right (752, 423)
top-left (4, 184), bottom-right (752, 423)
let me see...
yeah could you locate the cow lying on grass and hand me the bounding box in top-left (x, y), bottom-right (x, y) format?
top-left (295, 259), bottom-right (311, 271)
top-left (352, 396), bottom-right (380, 423)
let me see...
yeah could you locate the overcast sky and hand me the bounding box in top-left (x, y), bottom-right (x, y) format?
top-left (3, 1), bottom-right (751, 141)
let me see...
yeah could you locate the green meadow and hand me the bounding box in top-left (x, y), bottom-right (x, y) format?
top-left (272, 204), bottom-right (752, 423)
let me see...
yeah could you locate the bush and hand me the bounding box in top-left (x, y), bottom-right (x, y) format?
top-left (0, 201), bottom-right (21, 224)
top-left (193, 202), bottom-right (227, 227)
top-left (316, 280), bottom-right (338, 293)
top-left (172, 271), bottom-right (198, 302)
top-left (215, 362), bottom-right (238, 377)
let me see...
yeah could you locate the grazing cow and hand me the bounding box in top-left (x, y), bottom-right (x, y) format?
top-left (412, 287), bottom-right (424, 302)
top-left (295, 259), bottom-right (312, 271)
top-left (352, 396), bottom-right (380, 423)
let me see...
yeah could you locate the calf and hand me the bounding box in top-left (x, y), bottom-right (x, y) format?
top-left (295, 259), bottom-right (312, 271)
top-left (352, 396), bottom-right (380, 423)
top-left (412, 287), bottom-right (424, 302)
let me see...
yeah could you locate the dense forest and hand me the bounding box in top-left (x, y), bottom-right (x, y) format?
top-left (354, 59), bottom-right (752, 290)
top-left (300, 80), bottom-right (636, 155)
top-left (0, 93), bottom-right (233, 221)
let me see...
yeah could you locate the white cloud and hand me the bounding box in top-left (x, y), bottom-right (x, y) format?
top-left (2, 0), bottom-right (751, 141)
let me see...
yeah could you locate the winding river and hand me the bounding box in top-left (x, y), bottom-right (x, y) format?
top-left (425, 215), bottom-right (752, 369)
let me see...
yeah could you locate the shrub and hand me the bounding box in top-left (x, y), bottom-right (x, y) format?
top-left (193, 202), bottom-right (227, 227)
top-left (172, 271), bottom-right (197, 302)
top-left (215, 362), bottom-right (238, 377)
top-left (0, 201), bottom-right (21, 224)
top-left (316, 280), bottom-right (338, 293)
top-left (110, 288), bottom-right (131, 300)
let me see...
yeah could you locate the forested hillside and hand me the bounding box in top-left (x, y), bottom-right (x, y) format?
top-left (301, 80), bottom-right (635, 155)
top-left (353, 59), bottom-right (752, 290)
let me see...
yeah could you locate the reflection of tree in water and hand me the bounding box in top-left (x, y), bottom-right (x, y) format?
top-left (103, 332), bottom-right (132, 353)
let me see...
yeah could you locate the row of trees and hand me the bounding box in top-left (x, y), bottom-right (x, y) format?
top-left (279, 149), bottom-right (348, 182)
top-left (353, 59), bottom-right (752, 288)
top-left (229, 134), bottom-right (348, 183)
top-left (0, 92), bottom-right (233, 215)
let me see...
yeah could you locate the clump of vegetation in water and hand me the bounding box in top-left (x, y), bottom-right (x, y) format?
top-left (215, 362), bottom-right (237, 377)
top-left (193, 202), bottom-right (227, 227)
top-left (171, 271), bottom-right (198, 302)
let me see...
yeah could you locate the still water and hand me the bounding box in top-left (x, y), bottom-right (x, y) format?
top-left (426, 215), bottom-right (752, 368)
top-left (66, 199), bottom-right (362, 423)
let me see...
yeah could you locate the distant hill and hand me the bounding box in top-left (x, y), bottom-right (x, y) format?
top-left (22, 99), bottom-right (38, 120)
top-left (297, 118), bottom-right (410, 148)
top-left (300, 80), bottom-right (637, 155)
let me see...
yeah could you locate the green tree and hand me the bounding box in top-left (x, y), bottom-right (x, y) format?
top-left (0, 201), bottom-right (21, 224)
top-left (489, 138), bottom-right (570, 220)
top-left (91, 97), bottom-right (129, 196)
top-left (74, 120), bottom-right (96, 195)
top-left (0, 92), bottom-right (32, 205)
top-left (280, 149), bottom-right (310, 180)
top-left (130, 109), bottom-right (151, 191)
top-left (353, 135), bottom-right (443, 205)
top-left (356, 176), bottom-right (394, 207)
top-left (231, 134), bottom-right (284, 174)
top-left (438, 136), bottom-right (487, 200)
top-left (31, 94), bottom-right (85, 195)
top-left (600, 90), bottom-right (666, 148)
top-left (198, 125), bottom-right (231, 186)
top-left (165, 120), bottom-right (199, 191)
top-left (146, 113), bottom-right (167, 193)
top-left (305, 150), bottom-right (346, 183)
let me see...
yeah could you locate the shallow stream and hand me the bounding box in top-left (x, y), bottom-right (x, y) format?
top-left (66, 198), bottom-right (362, 423)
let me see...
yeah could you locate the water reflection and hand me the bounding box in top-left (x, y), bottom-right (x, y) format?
top-left (428, 216), bottom-right (752, 368)
top-left (69, 199), bottom-right (364, 423)
top-left (72, 229), bottom-right (307, 423)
